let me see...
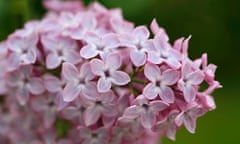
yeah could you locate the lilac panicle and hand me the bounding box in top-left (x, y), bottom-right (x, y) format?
top-left (0, 0), bottom-right (221, 143)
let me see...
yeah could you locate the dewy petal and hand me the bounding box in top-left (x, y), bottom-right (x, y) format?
top-left (183, 85), bottom-right (196, 103)
top-left (184, 114), bottom-right (196, 133)
top-left (141, 111), bottom-right (155, 129)
top-left (84, 106), bottom-right (101, 126)
top-left (123, 105), bottom-right (139, 119)
top-left (90, 59), bottom-right (105, 76)
top-left (144, 63), bottom-right (160, 82)
top-left (46, 53), bottom-right (62, 69)
top-left (62, 62), bottom-right (78, 81)
top-left (159, 86), bottom-right (175, 103)
top-left (130, 50), bottom-right (146, 67)
top-left (111, 71), bottom-right (130, 85)
top-left (143, 83), bottom-right (158, 100)
top-left (80, 44), bottom-right (98, 59)
top-left (133, 26), bottom-right (150, 42)
top-left (28, 78), bottom-right (45, 95)
top-left (162, 69), bottom-right (180, 85)
top-left (97, 77), bottom-right (112, 93)
top-left (16, 86), bottom-right (29, 105)
top-left (187, 71), bottom-right (204, 85)
top-left (62, 83), bottom-right (81, 102)
top-left (105, 53), bottom-right (121, 70)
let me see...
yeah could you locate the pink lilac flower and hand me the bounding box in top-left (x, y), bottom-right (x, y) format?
top-left (121, 95), bottom-right (169, 129)
top-left (153, 110), bottom-right (179, 140)
top-left (41, 34), bottom-right (81, 69)
top-left (78, 127), bottom-right (109, 144)
top-left (120, 26), bottom-right (154, 67)
top-left (90, 53), bottom-right (130, 92)
top-left (7, 29), bottom-right (38, 71)
top-left (62, 62), bottom-right (95, 102)
top-left (147, 37), bottom-right (182, 69)
top-left (175, 103), bottom-right (206, 133)
top-left (82, 89), bottom-right (117, 126)
top-left (6, 66), bottom-right (45, 105)
top-left (80, 32), bottom-right (119, 59)
top-left (143, 63), bottom-right (180, 103)
top-left (178, 62), bottom-right (204, 103)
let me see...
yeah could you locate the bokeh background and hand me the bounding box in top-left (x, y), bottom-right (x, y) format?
top-left (0, 0), bottom-right (239, 144)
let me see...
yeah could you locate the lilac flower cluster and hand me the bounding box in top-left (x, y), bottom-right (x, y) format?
top-left (0, 1), bottom-right (221, 144)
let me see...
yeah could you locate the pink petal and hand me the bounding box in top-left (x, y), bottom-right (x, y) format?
top-left (141, 111), bottom-right (155, 129)
top-left (46, 53), bottom-right (62, 69)
top-left (105, 53), bottom-right (121, 70)
top-left (150, 100), bottom-right (169, 112)
top-left (102, 116), bottom-right (115, 128)
top-left (162, 69), bottom-right (180, 85)
top-left (44, 108), bottom-right (56, 128)
top-left (183, 85), bottom-right (196, 103)
top-left (133, 26), bottom-right (150, 42)
top-left (62, 106), bottom-right (79, 120)
top-left (166, 58), bottom-right (181, 69)
top-left (62, 83), bottom-right (81, 102)
top-left (97, 77), bottom-right (112, 93)
top-left (22, 49), bottom-right (37, 64)
top-left (143, 83), bottom-right (158, 100)
top-left (44, 75), bottom-right (62, 92)
top-left (166, 125), bottom-right (177, 141)
top-left (90, 59), bottom-right (105, 76)
top-left (79, 62), bottom-right (95, 81)
top-left (16, 87), bottom-right (29, 105)
top-left (62, 62), bottom-right (78, 81)
top-left (102, 33), bottom-right (119, 49)
top-left (111, 71), bottom-right (130, 85)
top-left (187, 71), bottom-right (204, 85)
top-left (80, 44), bottom-right (98, 59)
top-left (182, 62), bottom-right (193, 78)
top-left (82, 82), bottom-right (98, 100)
top-left (7, 53), bottom-right (20, 71)
top-left (173, 37), bottom-right (184, 51)
top-left (175, 112), bottom-right (184, 126)
top-left (85, 32), bottom-right (101, 44)
top-left (28, 78), bottom-right (45, 95)
top-left (102, 105), bottom-right (117, 117)
top-left (184, 115), bottom-right (196, 133)
top-left (144, 63), bottom-right (160, 82)
top-left (64, 50), bottom-right (81, 64)
top-left (130, 50), bottom-right (146, 67)
top-left (147, 51), bottom-right (163, 64)
top-left (84, 106), bottom-right (101, 126)
top-left (123, 105), bottom-right (139, 119)
top-left (150, 19), bottom-right (169, 41)
top-left (159, 86), bottom-right (175, 103)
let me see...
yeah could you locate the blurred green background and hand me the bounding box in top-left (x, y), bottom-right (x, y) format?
top-left (0, 0), bottom-right (239, 144)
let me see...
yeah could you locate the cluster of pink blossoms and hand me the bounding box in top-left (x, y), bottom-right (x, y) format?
top-left (0, 0), bottom-right (221, 144)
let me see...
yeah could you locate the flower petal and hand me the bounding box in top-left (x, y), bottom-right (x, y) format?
top-left (44, 75), bottom-right (62, 92)
top-left (64, 50), bottom-right (81, 64)
top-left (102, 33), bottom-right (119, 49)
top-left (62, 83), bottom-right (81, 102)
top-left (130, 50), bottom-right (146, 67)
top-left (187, 71), bottom-right (204, 85)
top-left (144, 63), bottom-right (160, 82)
top-left (159, 86), bottom-right (175, 103)
top-left (111, 71), bottom-right (130, 85)
top-left (183, 85), bottom-right (196, 103)
top-left (143, 83), bottom-right (158, 100)
top-left (84, 106), bottom-right (101, 126)
top-left (28, 78), bottom-right (45, 95)
top-left (133, 26), bottom-right (150, 42)
top-left (97, 77), bottom-right (112, 93)
top-left (16, 87), bottom-right (29, 105)
top-left (184, 114), bottom-right (196, 133)
top-left (80, 44), bottom-right (98, 59)
top-left (46, 53), bottom-right (62, 69)
top-left (162, 69), bottom-right (180, 85)
top-left (147, 51), bottom-right (163, 64)
top-left (141, 111), bottom-right (155, 129)
top-left (150, 100), bottom-right (169, 112)
top-left (166, 57), bottom-right (181, 69)
top-left (90, 59), bottom-right (105, 76)
top-left (105, 53), bottom-right (121, 70)
top-left (123, 105), bottom-right (139, 119)
top-left (62, 62), bottom-right (78, 81)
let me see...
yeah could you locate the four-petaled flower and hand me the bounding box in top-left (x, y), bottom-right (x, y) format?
top-left (79, 127), bottom-right (108, 144)
top-left (143, 63), bottom-right (180, 103)
top-left (121, 95), bottom-right (169, 129)
top-left (178, 62), bottom-right (204, 102)
top-left (62, 62), bottom-right (95, 102)
top-left (90, 53), bottom-right (130, 93)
